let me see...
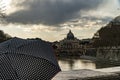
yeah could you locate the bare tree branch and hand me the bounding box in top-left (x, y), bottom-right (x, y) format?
top-left (0, 0), bottom-right (6, 18)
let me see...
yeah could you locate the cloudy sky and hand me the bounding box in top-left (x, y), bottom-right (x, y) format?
top-left (0, 0), bottom-right (120, 41)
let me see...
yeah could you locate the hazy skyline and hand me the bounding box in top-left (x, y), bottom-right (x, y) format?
top-left (0, 0), bottom-right (120, 41)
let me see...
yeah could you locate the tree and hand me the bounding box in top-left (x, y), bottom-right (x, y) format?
top-left (0, 30), bottom-right (12, 42)
top-left (92, 18), bottom-right (120, 47)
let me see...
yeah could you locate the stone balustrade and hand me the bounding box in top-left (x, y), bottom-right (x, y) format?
top-left (52, 67), bottom-right (120, 80)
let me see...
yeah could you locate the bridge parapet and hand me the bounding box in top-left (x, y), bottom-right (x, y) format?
top-left (52, 67), bottom-right (120, 80)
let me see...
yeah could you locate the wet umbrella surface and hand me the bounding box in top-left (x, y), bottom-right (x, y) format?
top-left (0, 37), bottom-right (61, 80)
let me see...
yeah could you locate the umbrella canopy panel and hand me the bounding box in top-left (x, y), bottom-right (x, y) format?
top-left (2, 54), bottom-right (60, 79)
top-left (0, 54), bottom-right (18, 80)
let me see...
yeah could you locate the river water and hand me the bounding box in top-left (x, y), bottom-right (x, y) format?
top-left (58, 57), bottom-right (120, 71)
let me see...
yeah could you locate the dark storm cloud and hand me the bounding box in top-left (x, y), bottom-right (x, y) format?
top-left (6, 0), bottom-right (105, 25)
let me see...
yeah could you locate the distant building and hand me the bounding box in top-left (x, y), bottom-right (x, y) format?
top-left (53, 30), bottom-right (83, 56)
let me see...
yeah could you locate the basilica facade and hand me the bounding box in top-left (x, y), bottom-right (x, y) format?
top-left (53, 30), bottom-right (83, 56)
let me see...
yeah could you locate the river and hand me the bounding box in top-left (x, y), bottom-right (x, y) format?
top-left (58, 57), bottom-right (120, 71)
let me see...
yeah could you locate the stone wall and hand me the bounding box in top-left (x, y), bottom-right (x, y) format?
top-left (96, 47), bottom-right (120, 61)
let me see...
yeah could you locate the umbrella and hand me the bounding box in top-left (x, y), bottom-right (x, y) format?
top-left (0, 37), bottom-right (61, 80)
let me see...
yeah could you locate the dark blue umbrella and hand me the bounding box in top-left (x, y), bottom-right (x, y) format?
top-left (0, 37), bottom-right (61, 80)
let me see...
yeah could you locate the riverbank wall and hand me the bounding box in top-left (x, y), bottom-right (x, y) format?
top-left (81, 47), bottom-right (120, 62)
top-left (96, 47), bottom-right (120, 61)
top-left (55, 47), bottom-right (120, 61)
